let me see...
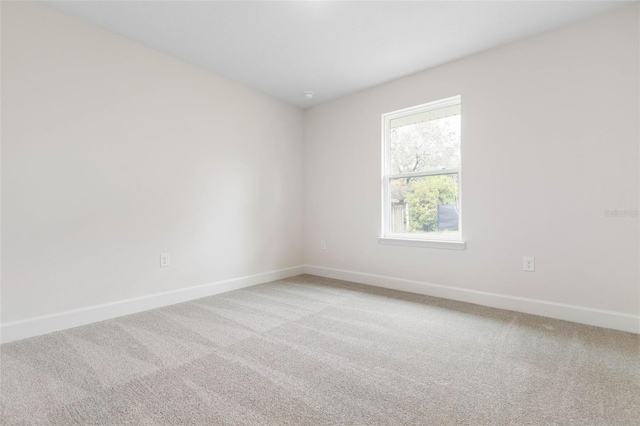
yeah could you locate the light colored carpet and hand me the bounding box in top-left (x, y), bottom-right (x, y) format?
top-left (1, 274), bottom-right (638, 425)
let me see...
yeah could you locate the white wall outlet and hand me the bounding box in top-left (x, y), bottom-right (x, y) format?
top-left (160, 253), bottom-right (170, 267)
top-left (523, 256), bottom-right (535, 272)
top-left (320, 240), bottom-right (326, 250)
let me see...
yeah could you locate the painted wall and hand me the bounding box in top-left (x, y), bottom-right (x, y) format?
top-left (2, 1), bottom-right (638, 331)
top-left (1, 2), bottom-right (304, 323)
top-left (304, 5), bottom-right (640, 315)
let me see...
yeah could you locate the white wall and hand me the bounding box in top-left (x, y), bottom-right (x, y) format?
top-left (2, 1), bottom-right (638, 336)
top-left (304, 5), bottom-right (640, 316)
top-left (1, 2), bottom-right (304, 323)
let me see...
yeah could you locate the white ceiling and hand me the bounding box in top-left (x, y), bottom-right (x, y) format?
top-left (42, 0), bottom-right (634, 108)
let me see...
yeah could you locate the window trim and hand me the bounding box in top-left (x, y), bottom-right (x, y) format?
top-left (381, 95), bottom-right (464, 247)
top-left (377, 237), bottom-right (466, 250)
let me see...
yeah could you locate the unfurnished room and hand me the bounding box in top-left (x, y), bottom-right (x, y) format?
top-left (0, 0), bottom-right (639, 425)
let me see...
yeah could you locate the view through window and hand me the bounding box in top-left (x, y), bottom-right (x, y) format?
top-left (382, 96), bottom-right (461, 240)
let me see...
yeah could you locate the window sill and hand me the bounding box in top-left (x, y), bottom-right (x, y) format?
top-left (377, 237), bottom-right (466, 250)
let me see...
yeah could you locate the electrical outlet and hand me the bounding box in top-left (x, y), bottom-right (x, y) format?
top-left (320, 240), bottom-right (326, 250)
top-left (160, 253), bottom-right (170, 267)
top-left (523, 256), bottom-right (535, 272)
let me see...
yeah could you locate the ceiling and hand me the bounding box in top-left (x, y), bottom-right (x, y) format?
top-left (42, 0), bottom-right (634, 108)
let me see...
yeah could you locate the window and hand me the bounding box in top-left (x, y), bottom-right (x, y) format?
top-left (381, 96), bottom-right (463, 248)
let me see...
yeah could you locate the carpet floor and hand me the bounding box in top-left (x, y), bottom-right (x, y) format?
top-left (1, 274), bottom-right (639, 425)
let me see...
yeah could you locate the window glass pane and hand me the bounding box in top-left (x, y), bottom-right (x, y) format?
top-left (390, 106), bottom-right (460, 175)
top-left (389, 174), bottom-right (459, 237)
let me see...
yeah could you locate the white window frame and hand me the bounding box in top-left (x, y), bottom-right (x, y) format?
top-left (379, 95), bottom-right (465, 250)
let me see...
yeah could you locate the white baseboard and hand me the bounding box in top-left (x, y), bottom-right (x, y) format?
top-left (0, 265), bottom-right (305, 344)
top-left (4, 264), bottom-right (637, 343)
top-left (304, 265), bottom-right (640, 334)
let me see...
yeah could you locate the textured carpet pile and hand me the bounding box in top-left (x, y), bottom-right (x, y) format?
top-left (1, 274), bottom-right (639, 425)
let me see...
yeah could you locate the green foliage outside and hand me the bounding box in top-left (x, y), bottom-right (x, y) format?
top-left (390, 113), bottom-right (461, 234)
top-left (391, 175), bottom-right (458, 233)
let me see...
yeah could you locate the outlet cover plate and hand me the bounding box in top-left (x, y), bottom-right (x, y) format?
top-left (523, 256), bottom-right (535, 272)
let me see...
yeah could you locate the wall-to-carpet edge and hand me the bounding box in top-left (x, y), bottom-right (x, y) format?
top-left (0, 266), bottom-right (305, 344)
top-left (304, 265), bottom-right (640, 334)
